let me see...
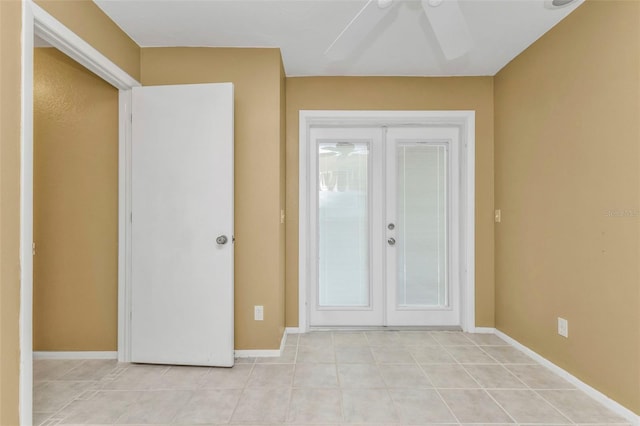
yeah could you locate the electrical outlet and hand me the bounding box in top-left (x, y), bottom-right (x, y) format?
top-left (254, 305), bottom-right (264, 321)
top-left (495, 209), bottom-right (502, 223)
top-left (558, 317), bottom-right (568, 338)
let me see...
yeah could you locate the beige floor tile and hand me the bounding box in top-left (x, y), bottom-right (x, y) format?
top-left (299, 332), bottom-right (333, 347)
top-left (505, 365), bottom-right (574, 389)
top-left (285, 333), bottom-right (300, 346)
top-left (365, 331), bottom-right (400, 346)
top-left (335, 347), bottom-right (375, 363)
top-left (231, 388), bottom-right (291, 423)
top-left (337, 363), bottom-right (386, 388)
top-left (464, 333), bottom-right (509, 346)
top-left (199, 364), bottom-right (252, 389)
top-left (33, 380), bottom-right (98, 413)
top-left (431, 332), bottom-right (474, 346)
top-left (537, 390), bottom-right (628, 424)
top-left (33, 412), bottom-right (54, 426)
top-left (464, 364), bottom-right (527, 389)
top-left (59, 360), bottom-right (119, 382)
top-left (246, 364), bottom-right (294, 388)
top-left (481, 346), bottom-right (535, 364)
top-left (148, 365), bottom-right (210, 390)
top-left (371, 347), bottom-right (415, 364)
top-left (297, 345), bottom-right (336, 363)
top-left (409, 346), bottom-right (457, 364)
top-left (294, 363), bottom-right (339, 388)
top-left (257, 346), bottom-right (297, 364)
top-left (490, 390), bottom-right (571, 424)
top-left (444, 346), bottom-right (497, 364)
top-left (34, 333), bottom-right (630, 426)
top-left (459, 424), bottom-right (515, 426)
top-left (333, 332), bottom-right (369, 347)
top-left (572, 424), bottom-right (633, 426)
top-left (394, 331), bottom-right (439, 346)
top-left (172, 389), bottom-right (241, 424)
top-left (389, 388), bottom-right (457, 423)
top-left (101, 364), bottom-right (170, 390)
top-left (378, 364), bottom-right (432, 388)
top-left (235, 356), bottom-right (256, 364)
top-left (57, 390), bottom-right (140, 425)
top-left (287, 388), bottom-right (343, 423)
top-left (115, 389), bottom-right (191, 424)
top-left (421, 364), bottom-right (479, 389)
top-left (438, 389), bottom-right (514, 423)
top-left (34, 360), bottom-right (83, 381)
top-left (342, 388), bottom-right (399, 423)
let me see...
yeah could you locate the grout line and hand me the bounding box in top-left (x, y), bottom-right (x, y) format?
top-left (226, 355), bottom-right (257, 423)
top-left (533, 389), bottom-right (581, 425)
top-left (455, 361), bottom-right (520, 424)
top-left (331, 332), bottom-right (347, 424)
top-left (413, 336), bottom-right (462, 425)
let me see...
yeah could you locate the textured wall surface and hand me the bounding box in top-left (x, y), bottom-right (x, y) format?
top-left (33, 48), bottom-right (119, 351)
top-left (494, 1), bottom-right (640, 413)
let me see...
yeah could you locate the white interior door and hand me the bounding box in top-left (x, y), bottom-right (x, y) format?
top-left (308, 125), bottom-right (460, 327)
top-left (386, 127), bottom-right (460, 326)
top-left (131, 83), bottom-right (234, 367)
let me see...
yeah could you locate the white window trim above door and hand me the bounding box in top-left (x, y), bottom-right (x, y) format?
top-left (298, 110), bottom-right (476, 333)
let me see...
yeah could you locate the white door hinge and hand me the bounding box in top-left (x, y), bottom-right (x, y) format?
top-left (32, 242), bottom-right (36, 256)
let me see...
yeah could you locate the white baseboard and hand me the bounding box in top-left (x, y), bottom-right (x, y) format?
top-left (33, 351), bottom-right (117, 360)
top-left (285, 327), bottom-right (301, 334)
top-left (234, 349), bottom-right (281, 358)
top-left (472, 327), bottom-right (496, 334)
top-left (234, 328), bottom-right (290, 359)
top-left (279, 327), bottom-right (287, 352)
top-left (493, 329), bottom-right (640, 425)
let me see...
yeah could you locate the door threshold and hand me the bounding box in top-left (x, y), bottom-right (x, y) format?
top-left (308, 325), bottom-right (463, 332)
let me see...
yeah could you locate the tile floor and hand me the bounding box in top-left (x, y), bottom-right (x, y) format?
top-left (34, 331), bottom-right (631, 425)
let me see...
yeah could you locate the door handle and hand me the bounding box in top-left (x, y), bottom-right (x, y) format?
top-left (216, 235), bottom-right (228, 245)
top-left (387, 237), bottom-right (396, 246)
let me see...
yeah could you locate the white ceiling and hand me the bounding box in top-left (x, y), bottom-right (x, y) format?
top-left (93, 0), bottom-right (583, 77)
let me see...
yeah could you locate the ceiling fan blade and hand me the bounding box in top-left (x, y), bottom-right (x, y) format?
top-left (421, 0), bottom-right (473, 60)
top-left (325, 0), bottom-right (395, 60)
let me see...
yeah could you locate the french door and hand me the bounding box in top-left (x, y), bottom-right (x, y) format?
top-left (309, 126), bottom-right (460, 327)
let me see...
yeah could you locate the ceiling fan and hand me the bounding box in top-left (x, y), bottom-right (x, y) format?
top-left (325, 0), bottom-right (473, 61)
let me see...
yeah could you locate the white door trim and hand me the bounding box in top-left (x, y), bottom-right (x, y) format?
top-left (20, 2), bottom-right (140, 424)
top-left (298, 110), bottom-right (475, 333)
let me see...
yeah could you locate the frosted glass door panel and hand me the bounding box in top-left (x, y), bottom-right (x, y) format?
top-left (318, 142), bottom-right (369, 307)
top-left (397, 144), bottom-right (448, 307)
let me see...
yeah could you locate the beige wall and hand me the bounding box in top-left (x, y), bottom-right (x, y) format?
top-left (0, 1), bottom-right (23, 423)
top-left (494, 1), bottom-right (640, 414)
top-left (34, 0), bottom-right (140, 81)
top-left (33, 48), bottom-right (119, 351)
top-left (285, 77), bottom-right (495, 327)
top-left (141, 48), bottom-right (286, 350)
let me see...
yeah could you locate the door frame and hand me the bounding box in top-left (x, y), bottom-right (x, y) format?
top-left (298, 110), bottom-right (476, 332)
top-left (20, 2), bottom-right (140, 424)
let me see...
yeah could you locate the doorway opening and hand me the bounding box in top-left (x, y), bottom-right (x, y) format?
top-left (298, 111), bottom-right (475, 331)
top-left (21, 3), bottom-right (140, 424)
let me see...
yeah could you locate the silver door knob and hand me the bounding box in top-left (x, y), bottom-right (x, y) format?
top-left (387, 237), bottom-right (396, 246)
top-left (216, 235), bottom-right (228, 245)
